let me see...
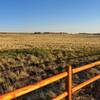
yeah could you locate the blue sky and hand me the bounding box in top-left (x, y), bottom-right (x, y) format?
top-left (0, 0), bottom-right (100, 33)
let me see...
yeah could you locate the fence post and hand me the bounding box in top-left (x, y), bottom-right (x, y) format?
top-left (66, 65), bottom-right (72, 100)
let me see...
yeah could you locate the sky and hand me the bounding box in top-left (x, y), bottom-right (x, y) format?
top-left (0, 0), bottom-right (100, 33)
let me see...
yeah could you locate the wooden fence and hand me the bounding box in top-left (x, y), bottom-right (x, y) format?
top-left (0, 61), bottom-right (100, 100)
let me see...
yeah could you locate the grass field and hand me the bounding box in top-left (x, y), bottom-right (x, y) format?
top-left (0, 33), bottom-right (100, 50)
top-left (0, 33), bottom-right (100, 100)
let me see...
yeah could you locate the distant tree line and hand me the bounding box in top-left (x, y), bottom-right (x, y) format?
top-left (33, 32), bottom-right (68, 34)
top-left (0, 32), bottom-right (100, 35)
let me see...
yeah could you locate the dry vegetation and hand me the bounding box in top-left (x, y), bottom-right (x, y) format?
top-left (0, 33), bottom-right (100, 100)
top-left (0, 33), bottom-right (100, 50)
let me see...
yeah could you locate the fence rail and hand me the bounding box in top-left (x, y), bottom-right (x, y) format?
top-left (0, 61), bottom-right (100, 100)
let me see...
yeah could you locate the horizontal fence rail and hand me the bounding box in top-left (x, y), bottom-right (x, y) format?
top-left (53, 74), bottom-right (100, 100)
top-left (0, 61), bottom-right (100, 100)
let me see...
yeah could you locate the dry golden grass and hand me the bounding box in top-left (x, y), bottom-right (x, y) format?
top-left (0, 33), bottom-right (100, 50)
